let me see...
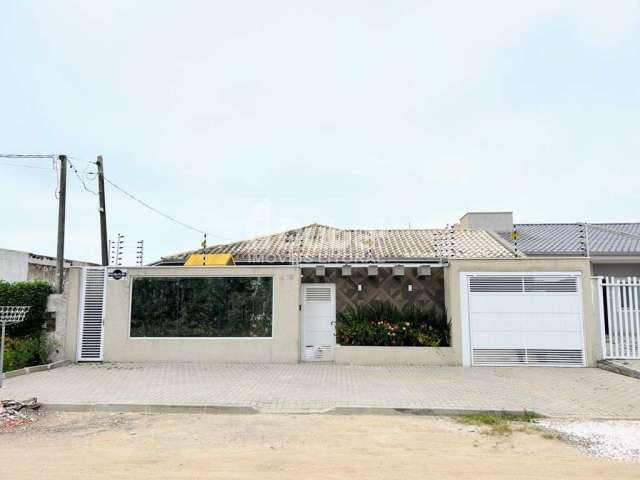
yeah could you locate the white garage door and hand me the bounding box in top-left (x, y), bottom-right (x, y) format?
top-left (464, 273), bottom-right (585, 367)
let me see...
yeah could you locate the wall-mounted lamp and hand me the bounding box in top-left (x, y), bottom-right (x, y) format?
top-left (408, 284), bottom-right (413, 292)
top-left (315, 266), bottom-right (326, 277)
top-left (368, 265), bottom-right (378, 276)
top-left (342, 265), bottom-right (352, 276)
top-left (393, 265), bottom-right (405, 277)
top-left (357, 284), bottom-right (363, 292)
top-left (417, 265), bottom-right (432, 277)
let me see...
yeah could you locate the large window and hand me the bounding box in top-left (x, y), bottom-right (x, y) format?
top-left (130, 276), bottom-right (273, 338)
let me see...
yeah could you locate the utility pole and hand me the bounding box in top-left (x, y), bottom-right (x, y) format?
top-left (56, 155), bottom-right (67, 293)
top-left (96, 156), bottom-right (109, 266)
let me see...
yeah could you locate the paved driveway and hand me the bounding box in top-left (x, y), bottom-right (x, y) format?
top-left (2, 363), bottom-right (639, 417)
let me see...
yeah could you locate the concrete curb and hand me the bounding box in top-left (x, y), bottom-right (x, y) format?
top-left (40, 403), bottom-right (260, 415)
top-left (1, 360), bottom-right (71, 380)
top-left (598, 360), bottom-right (640, 380)
top-left (38, 403), bottom-right (544, 417)
top-left (330, 406), bottom-right (544, 417)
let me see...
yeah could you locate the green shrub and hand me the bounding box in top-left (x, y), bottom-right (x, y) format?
top-left (0, 280), bottom-right (53, 337)
top-left (336, 301), bottom-right (450, 347)
top-left (2, 336), bottom-right (52, 371)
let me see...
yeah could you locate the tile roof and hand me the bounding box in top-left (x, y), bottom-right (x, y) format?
top-left (498, 223), bottom-right (640, 256)
top-left (161, 223), bottom-right (516, 264)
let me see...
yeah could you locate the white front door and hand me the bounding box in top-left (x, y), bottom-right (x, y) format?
top-left (301, 284), bottom-right (336, 361)
top-left (462, 273), bottom-right (585, 367)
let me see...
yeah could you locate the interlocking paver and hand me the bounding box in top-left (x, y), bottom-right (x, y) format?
top-left (2, 363), bottom-right (640, 417)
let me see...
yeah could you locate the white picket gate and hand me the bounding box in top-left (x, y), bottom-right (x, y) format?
top-left (597, 277), bottom-right (640, 359)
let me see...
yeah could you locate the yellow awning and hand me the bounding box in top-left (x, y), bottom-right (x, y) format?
top-left (184, 253), bottom-right (235, 266)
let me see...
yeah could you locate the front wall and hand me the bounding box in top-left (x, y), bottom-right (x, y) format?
top-left (71, 266), bottom-right (301, 363)
top-left (64, 259), bottom-right (598, 367)
top-left (301, 267), bottom-right (445, 314)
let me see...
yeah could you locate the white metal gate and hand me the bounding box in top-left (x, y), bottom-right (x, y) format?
top-left (301, 284), bottom-right (336, 361)
top-left (597, 277), bottom-right (640, 359)
top-left (463, 273), bottom-right (585, 367)
top-left (77, 267), bottom-right (107, 361)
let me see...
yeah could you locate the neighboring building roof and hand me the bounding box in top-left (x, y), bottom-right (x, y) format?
top-left (498, 223), bottom-right (640, 256)
top-left (159, 223), bottom-right (516, 264)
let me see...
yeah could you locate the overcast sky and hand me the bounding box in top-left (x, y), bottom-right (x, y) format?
top-left (1, 1), bottom-right (639, 264)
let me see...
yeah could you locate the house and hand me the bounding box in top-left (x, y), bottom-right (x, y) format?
top-left (58, 211), bottom-right (640, 368)
top-left (0, 247), bottom-right (95, 286)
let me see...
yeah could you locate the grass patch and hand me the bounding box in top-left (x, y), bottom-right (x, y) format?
top-left (455, 411), bottom-right (540, 436)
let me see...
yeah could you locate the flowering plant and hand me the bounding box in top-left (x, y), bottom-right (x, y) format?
top-left (336, 301), bottom-right (450, 347)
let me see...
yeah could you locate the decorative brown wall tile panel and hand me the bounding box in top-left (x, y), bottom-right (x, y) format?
top-left (301, 267), bottom-right (445, 314)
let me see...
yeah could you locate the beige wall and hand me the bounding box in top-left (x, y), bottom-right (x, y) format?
top-left (64, 258), bottom-right (600, 367)
top-left (66, 266), bottom-right (301, 363)
top-left (335, 346), bottom-right (457, 365)
top-left (446, 258), bottom-right (599, 366)
top-left (63, 267), bottom-right (82, 361)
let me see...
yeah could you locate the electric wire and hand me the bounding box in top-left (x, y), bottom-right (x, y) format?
top-left (1, 152), bottom-right (229, 241)
top-left (0, 154), bottom-right (58, 159)
top-left (103, 175), bottom-right (228, 239)
top-left (0, 161), bottom-right (54, 170)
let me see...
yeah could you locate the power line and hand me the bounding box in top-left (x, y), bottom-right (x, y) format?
top-left (2, 152), bottom-right (229, 241)
top-left (103, 175), bottom-right (228, 239)
top-left (0, 154), bottom-right (57, 159)
top-left (0, 161), bottom-right (54, 170)
top-left (67, 158), bottom-right (98, 195)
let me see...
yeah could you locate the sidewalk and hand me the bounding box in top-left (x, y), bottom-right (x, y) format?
top-left (2, 363), bottom-right (640, 417)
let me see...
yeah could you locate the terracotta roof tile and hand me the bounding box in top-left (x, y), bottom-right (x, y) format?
top-left (162, 224), bottom-right (515, 263)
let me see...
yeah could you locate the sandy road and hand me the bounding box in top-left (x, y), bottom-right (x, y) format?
top-left (1, 412), bottom-right (638, 480)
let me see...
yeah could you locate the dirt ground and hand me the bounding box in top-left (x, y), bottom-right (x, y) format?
top-left (1, 412), bottom-right (639, 480)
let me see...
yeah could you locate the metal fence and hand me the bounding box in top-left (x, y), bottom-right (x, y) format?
top-left (597, 277), bottom-right (640, 359)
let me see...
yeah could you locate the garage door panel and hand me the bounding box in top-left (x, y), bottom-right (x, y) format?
top-left (472, 331), bottom-right (526, 349)
top-left (525, 331), bottom-right (584, 349)
top-left (470, 312), bottom-right (526, 332)
top-left (518, 295), bottom-right (582, 313)
top-left (471, 313), bottom-right (582, 333)
top-left (522, 313), bottom-right (583, 332)
top-left (470, 294), bottom-right (581, 314)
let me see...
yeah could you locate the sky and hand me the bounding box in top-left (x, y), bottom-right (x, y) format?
top-left (1, 1), bottom-right (639, 265)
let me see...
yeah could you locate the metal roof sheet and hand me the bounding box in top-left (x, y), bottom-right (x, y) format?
top-left (499, 223), bottom-right (640, 256)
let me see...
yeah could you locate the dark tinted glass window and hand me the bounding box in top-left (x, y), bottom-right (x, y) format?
top-left (130, 277), bottom-right (273, 337)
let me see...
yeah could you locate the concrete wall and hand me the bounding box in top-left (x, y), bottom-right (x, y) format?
top-left (65, 266), bottom-right (301, 363)
top-left (458, 212), bottom-right (513, 232)
top-left (63, 268), bottom-right (82, 362)
top-left (446, 257), bottom-right (598, 366)
top-left (0, 248), bottom-right (29, 282)
top-left (335, 346), bottom-right (457, 365)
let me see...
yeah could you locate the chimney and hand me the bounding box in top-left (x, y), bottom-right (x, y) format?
top-left (459, 212), bottom-right (513, 233)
